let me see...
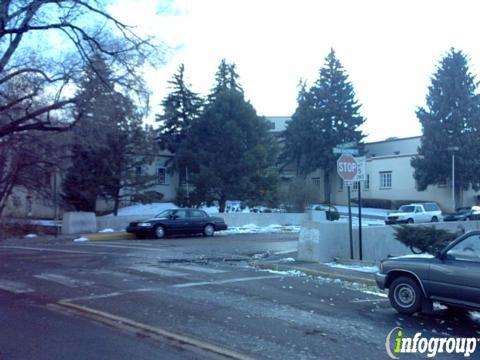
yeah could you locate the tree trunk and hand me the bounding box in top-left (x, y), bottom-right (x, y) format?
top-left (219, 195), bottom-right (227, 213)
top-left (113, 189), bottom-right (120, 216)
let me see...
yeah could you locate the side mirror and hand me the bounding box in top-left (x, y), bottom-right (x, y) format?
top-left (435, 250), bottom-right (445, 260)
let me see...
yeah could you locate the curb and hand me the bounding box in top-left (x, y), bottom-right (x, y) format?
top-left (251, 261), bottom-right (377, 286)
top-left (82, 232), bottom-right (135, 241)
top-left (333, 257), bottom-right (377, 266)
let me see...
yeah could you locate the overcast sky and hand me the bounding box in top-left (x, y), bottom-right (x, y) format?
top-left (111, 0), bottom-right (480, 141)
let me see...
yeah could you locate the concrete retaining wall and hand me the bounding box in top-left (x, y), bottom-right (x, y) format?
top-left (298, 221), bottom-right (480, 263)
top-left (96, 215), bottom-right (156, 232)
top-left (220, 213), bottom-right (308, 227)
top-left (95, 212), bottom-right (309, 232)
top-left (62, 212), bottom-right (96, 235)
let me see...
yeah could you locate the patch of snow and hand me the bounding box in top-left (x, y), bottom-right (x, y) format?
top-left (279, 257), bottom-right (296, 262)
top-left (470, 312), bottom-right (480, 323)
top-left (434, 303), bottom-right (448, 311)
top-left (324, 262), bottom-right (379, 273)
top-left (361, 290), bottom-right (388, 298)
top-left (25, 234), bottom-right (37, 238)
top-left (260, 269), bottom-right (306, 277)
top-left (218, 224), bottom-right (300, 235)
top-left (335, 206), bottom-right (389, 218)
top-left (337, 216), bottom-right (386, 226)
top-left (99, 228), bottom-right (115, 233)
top-left (73, 237), bottom-right (89, 242)
top-left (201, 206), bottom-right (220, 215)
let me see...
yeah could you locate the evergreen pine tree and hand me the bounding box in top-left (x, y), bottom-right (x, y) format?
top-left (156, 64), bottom-right (203, 154)
top-left (412, 49), bottom-right (480, 204)
top-left (282, 49), bottom-right (365, 202)
top-left (177, 60), bottom-right (279, 212)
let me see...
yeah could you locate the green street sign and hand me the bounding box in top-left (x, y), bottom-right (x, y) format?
top-left (333, 147), bottom-right (359, 155)
top-left (336, 141), bottom-right (357, 149)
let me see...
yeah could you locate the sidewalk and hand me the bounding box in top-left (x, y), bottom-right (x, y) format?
top-left (250, 254), bottom-right (377, 286)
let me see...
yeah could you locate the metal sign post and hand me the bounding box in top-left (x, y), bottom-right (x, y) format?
top-left (337, 154), bottom-right (358, 260)
top-left (354, 156), bottom-right (366, 261)
top-left (346, 183), bottom-right (354, 260)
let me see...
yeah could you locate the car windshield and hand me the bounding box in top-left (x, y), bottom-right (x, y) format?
top-left (398, 205), bottom-right (415, 213)
top-left (456, 207), bottom-right (471, 214)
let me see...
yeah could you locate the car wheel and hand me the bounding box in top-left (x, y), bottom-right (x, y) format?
top-left (203, 224), bottom-right (215, 237)
top-left (389, 277), bottom-right (423, 315)
top-left (407, 218), bottom-right (414, 224)
top-left (431, 216), bottom-right (438, 222)
top-left (154, 225), bottom-right (165, 239)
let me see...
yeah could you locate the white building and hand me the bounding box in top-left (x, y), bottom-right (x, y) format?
top-left (270, 117), bottom-right (479, 212)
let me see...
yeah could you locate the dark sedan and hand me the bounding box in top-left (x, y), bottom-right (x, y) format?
top-left (126, 208), bottom-right (228, 239)
top-left (443, 206), bottom-right (480, 222)
top-left (376, 231), bottom-right (480, 314)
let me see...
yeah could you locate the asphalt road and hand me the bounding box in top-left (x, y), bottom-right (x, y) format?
top-left (0, 233), bottom-right (478, 359)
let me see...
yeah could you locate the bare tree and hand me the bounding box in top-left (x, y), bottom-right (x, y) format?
top-left (0, 0), bottom-right (161, 138)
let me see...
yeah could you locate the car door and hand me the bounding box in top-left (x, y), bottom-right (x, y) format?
top-left (427, 233), bottom-right (480, 305)
top-left (190, 209), bottom-right (208, 233)
top-left (169, 209), bottom-right (191, 234)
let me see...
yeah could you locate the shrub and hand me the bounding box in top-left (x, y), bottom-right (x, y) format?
top-left (352, 198), bottom-right (392, 209)
top-left (132, 191), bottom-right (164, 204)
top-left (393, 225), bottom-right (456, 254)
top-left (279, 178), bottom-right (322, 213)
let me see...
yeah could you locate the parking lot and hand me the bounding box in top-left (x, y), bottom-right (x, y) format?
top-left (1, 233), bottom-right (479, 359)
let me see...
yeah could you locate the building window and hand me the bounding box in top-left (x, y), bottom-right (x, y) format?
top-left (157, 167), bottom-right (167, 185)
top-left (312, 177), bottom-right (321, 187)
top-left (364, 174), bottom-right (370, 191)
top-left (338, 176), bottom-right (343, 191)
top-left (135, 166), bottom-right (142, 177)
top-left (380, 171), bottom-right (392, 189)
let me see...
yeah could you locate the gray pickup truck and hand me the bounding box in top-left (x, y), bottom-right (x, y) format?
top-left (376, 231), bottom-right (480, 314)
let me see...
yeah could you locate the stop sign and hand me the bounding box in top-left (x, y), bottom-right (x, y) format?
top-left (337, 154), bottom-right (358, 181)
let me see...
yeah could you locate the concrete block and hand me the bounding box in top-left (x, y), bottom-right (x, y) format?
top-left (62, 212), bottom-right (96, 235)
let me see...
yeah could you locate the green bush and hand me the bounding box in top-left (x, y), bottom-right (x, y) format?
top-left (393, 225), bottom-right (456, 254)
top-left (352, 198), bottom-right (392, 209)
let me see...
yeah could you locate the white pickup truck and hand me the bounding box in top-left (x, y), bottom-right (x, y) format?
top-left (385, 203), bottom-right (443, 225)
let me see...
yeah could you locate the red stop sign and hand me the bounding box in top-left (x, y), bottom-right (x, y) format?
top-left (337, 154), bottom-right (358, 181)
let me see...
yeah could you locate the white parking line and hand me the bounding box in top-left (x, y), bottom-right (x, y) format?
top-left (62, 288), bottom-right (160, 302)
top-left (173, 275), bottom-right (282, 288)
top-left (171, 264), bottom-right (227, 274)
top-left (34, 273), bottom-right (94, 288)
top-left (350, 298), bottom-right (389, 303)
top-left (130, 265), bottom-right (187, 277)
top-left (0, 280), bottom-right (34, 293)
top-left (1, 246), bottom-right (95, 255)
top-left (75, 243), bottom-right (168, 251)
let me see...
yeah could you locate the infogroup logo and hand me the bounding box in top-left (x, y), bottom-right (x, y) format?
top-left (385, 327), bottom-right (479, 359)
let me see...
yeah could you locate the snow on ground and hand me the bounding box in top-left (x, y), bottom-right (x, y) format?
top-left (99, 228), bottom-right (115, 233)
top-left (337, 216), bottom-right (385, 226)
top-left (25, 234), bottom-right (38, 239)
top-left (335, 206), bottom-right (389, 218)
top-left (109, 202), bottom-right (177, 216)
top-left (279, 257), bottom-right (296, 262)
top-left (260, 269), bottom-right (307, 277)
top-left (73, 237), bottom-right (89, 242)
top-left (218, 224), bottom-right (300, 235)
top-left (324, 262), bottom-right (379, 273)
top-left (471, 312), bottom-right (480, 323)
